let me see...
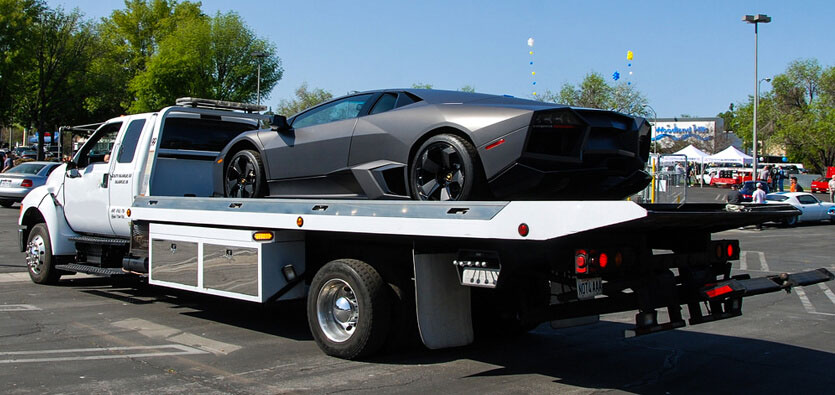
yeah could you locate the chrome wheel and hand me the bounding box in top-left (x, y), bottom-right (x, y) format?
top-left (316, 279), bottom-right (359, 343)
top-left (414, 142), bottom-right (466, 201)
top-left (26, 234), bottom-right (47, 275)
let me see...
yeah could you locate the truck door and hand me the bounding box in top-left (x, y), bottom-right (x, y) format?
top-left (63, 122), bottom-right (122, 235)
top-left (108, 117), bottom-right (152, 237)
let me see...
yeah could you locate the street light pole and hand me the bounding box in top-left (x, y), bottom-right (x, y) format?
top-left (251, 51), bottom-right (267, 106)
top-left (743, 14), bottom-right (771, 175)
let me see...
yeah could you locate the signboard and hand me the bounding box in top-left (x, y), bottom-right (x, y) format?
top-left (651, 121), bottom-right (716, 148)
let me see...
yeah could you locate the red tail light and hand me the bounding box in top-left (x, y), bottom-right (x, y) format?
top-left (599, 253), bottom-right (608, 268)
top-left (575, 249), bottom-right (588, 274)
top-left (727, 244), bottom-right (734, 258)
top-left (705, 284), bottom-right (733, 299)
top-left (518, 223), bottom-right (529, 237)
top-left (21, 179), bottom-right (33, 188)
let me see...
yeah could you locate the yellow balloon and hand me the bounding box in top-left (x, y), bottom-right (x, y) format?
top-left (627, 50), bottom-right (634, 60)
top-left (531, 71), bottom-right (535, 75)
top-left (529, 51), bottom-right (534, 55)
top-left (533, 92), bottom-right (537, 95)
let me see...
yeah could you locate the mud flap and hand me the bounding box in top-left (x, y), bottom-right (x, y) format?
top-left (413, 252), bottom-right (474, 350)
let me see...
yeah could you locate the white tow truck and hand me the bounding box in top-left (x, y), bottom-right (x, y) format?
top-left (19, 98), bottom-right (834, 359)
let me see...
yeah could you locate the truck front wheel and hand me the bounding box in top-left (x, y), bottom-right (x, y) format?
top-left (26, 223), bottom-right (61, 285)
top-left (307, 259), bottom-right (391, 359)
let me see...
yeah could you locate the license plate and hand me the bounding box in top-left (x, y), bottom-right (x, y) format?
top-left (576, 277), bottom-right (602, 300)
top-left (0, 179), bottom-right (10, 186)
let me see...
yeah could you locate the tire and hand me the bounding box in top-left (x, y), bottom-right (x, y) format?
top-left (224, 149), bottom-right (266, 198)
top-left (0, 200), bottom-right (14, 208)
top-left (782, 215), bottom-right (798, 227)
top-left (307, 259), bottom-right (391, 359)
top-left (26, 223), bottom-right (61, 285)
top-left (410, 134), bottom-right (481, 201)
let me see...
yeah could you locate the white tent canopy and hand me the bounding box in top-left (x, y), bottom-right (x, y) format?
top-left (704, 146), bottom-right (753, 164)
top-left (673, 145), bottom-right (709, 163)
top-left (657, 144), bottom-right (709, 164)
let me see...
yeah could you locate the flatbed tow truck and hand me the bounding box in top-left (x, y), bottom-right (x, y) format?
top-left (19, 98), bottom-right (834, 359)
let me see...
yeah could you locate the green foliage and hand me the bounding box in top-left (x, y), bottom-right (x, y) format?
top-left (0, 0), bottom-right (44, 126)
top-left (411, 82), bottom-right (433, 89)
top-left (459, 85), bottom-right (475, 93)
top-left (541, 72), bottom-right (650, 117)
top-left (724, 58), bottom-right (835, 173)
top-left (276, 82), bottom-right (333, 116)
top-left (128, 10), bottom-right (282, 113)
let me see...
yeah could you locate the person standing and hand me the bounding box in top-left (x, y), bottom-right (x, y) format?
top-left (2, 152), bottom-right (14, 172)
top-left (777, 166), bottom-right (785, 191)
top-left (828, 176), bottom-right (835, 203)
top-left (752, 183), bottom-right (767, 230)
top-left (790, 177), bottom-right (804, 192)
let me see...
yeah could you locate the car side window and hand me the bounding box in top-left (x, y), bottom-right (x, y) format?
top-left (369, 93), bottom-right (397, 115)
top-left (74, 122), bottom-right (122, 167)
top-left (117, 119), bottom-right (146, 163)
top-left (292, 94), bottom-right (374, 129)
top-left (797, 195), bottom-right (818, 204)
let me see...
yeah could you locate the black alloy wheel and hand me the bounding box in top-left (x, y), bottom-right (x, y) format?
top-left (410, 134), bottom-right (478, 201)
top-left (224, 149), bottom-right (266, 198)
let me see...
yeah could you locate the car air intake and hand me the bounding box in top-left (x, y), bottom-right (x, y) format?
top-left (527, 110), bottom-right (586, 157)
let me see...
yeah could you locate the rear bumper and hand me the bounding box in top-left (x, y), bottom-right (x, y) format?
top-left (487, 162), bottom-right (651, 200)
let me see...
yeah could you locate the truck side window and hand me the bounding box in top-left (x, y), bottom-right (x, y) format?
top-left (75, 122), bottom-right (121, 167)
top-left (117, 119), bottom-right (146, 163)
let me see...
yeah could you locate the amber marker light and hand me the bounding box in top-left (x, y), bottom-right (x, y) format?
top-left (126, 209), bottom-right (131, 217)
top-left (296, 216), bottom-right (304, 227)
top-left (252, 231), bottom-right (274, 241)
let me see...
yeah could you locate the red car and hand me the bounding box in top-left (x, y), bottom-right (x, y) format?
top-left (810, 177), bottom-right (831, 193)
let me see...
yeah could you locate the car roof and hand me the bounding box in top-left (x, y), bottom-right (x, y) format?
top-left (766, 192), bottom-right (809, 197)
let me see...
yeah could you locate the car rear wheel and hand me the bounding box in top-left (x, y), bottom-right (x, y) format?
top-left (0, 199), bottom-right (14, 208)
top-left (782, 215), bottom-right (798, 227)
top-left (410, 134), bottom-right (480, 201)
top-left (224, 149), bottom-right (266, 198)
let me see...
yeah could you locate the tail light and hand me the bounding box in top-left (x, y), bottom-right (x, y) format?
top-left (21, 179), bottom-right (33, 188)
top-left (575, 249), bottom-right (588, 274)
top-left (711, 240), bottom-right (740, 262)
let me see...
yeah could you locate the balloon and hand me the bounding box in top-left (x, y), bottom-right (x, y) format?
top-left (629, 71), bottom-right (633, 75)
top-left (627, 50), bottom-right (634, 60)
top-left (612, 71), bottom-right (620, 81)
top-left (531, 71), bottom-right (535, 75)
top-left (628, 63), bottom-right (631, 67)
top-left (532, 81), bottom-right (536, 85)
top-left (529, 51), bottom-right (533, 55)
top-left (533, 91), bottom-right (537, 96)
top-left (529, 61), bottom-right (533, 65)
top-left (527, 37), bottom-right (534, 47)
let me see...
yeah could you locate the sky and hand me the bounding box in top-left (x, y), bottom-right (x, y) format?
top-left (47, 0), bottom-right (835, 118)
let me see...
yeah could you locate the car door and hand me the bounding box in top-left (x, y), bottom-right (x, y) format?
top-left (258, 93), bottom-right (375, 183)
top-left (63, 122), bottom-right (122, 235)
top-left (795, 194), bottom-right (824, 221)
top-left (108, 116), bottom-right (153, 237)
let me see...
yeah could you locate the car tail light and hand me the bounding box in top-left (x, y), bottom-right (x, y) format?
top-left (21, 179), bottom-right (33, 188)
top-left (532, 110), bottom-right (584, 128)
top-left (575, 249), bottom-right (588, 274)
top-left (599, 253), bottom-right (608, 268)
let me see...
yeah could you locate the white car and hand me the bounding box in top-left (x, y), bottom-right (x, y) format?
top-left (765, 192), bottom-right (835, 226)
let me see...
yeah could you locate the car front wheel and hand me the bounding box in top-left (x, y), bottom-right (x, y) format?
top-left (410, 134), bottom-right (480, 201)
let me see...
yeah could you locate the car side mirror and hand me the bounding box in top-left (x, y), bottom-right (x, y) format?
top-left (65, 161), bottom-right (81, 178)
top-left (269, 114), bottom-right (291, 133)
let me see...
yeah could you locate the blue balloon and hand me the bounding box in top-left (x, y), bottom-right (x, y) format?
top-left (532, 81), bottom-right (536, 85)
top-left (612, 71), bottom-right (620, 81)
top-left (782, 156), bottom-right (788, 162)
top-left (530, 61), bottom-right (533, 65)
top-left (628, 63), bottom-right (632, 67)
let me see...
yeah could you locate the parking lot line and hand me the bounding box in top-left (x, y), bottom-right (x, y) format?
top-left (819, 283), bottom-right (835, 306)
top-left (0, 344), bottom-right (207, 364)
top-left (112, 318), bottom-right (241, 355)
top-left (739, 252), bottom-right (748, 270)
top-left (0, 304), bottom-right (41, 312)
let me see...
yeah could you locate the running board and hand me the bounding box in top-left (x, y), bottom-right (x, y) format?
top-left (56, 263), bottom-right (129, 277)
top-left (68, 235), bottom-right (130, 246)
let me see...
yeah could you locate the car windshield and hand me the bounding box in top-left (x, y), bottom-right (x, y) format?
top-left (6, 163), bottom-right (46, 174)
top-left (765, 194), bottom-right (788, 202)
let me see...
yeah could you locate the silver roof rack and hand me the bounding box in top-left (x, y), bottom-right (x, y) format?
top-left (175, 97), bottom-right (267, 113)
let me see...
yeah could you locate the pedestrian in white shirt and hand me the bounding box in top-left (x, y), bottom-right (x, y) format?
top-left (752, 183), bottom-right (767, 230)
top-left (828, 177), bottom-right (835, 203)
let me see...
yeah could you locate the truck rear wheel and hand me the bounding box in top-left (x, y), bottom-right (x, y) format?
top-left (26, 223), bottom-right (61, 285)
top-left (307, 259), bottom-right (391, 359)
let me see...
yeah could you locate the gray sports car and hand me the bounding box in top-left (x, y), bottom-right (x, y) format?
top-left (214, 89), bottom-right (651, 201)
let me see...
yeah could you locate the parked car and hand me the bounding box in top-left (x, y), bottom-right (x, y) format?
top-left (214, 89), bottom-right (652, 201)
top-left (764, 192), bottom-right (835, 226)
top-left (739, 181), bottom-right (769, 202)
top-left (0, 161), bottom-right (61, 207)
top-left (810, 177), bottom-right (831, 194)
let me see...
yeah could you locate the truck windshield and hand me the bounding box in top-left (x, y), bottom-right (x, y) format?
top-left (159, 117), bottom-right (257, 152)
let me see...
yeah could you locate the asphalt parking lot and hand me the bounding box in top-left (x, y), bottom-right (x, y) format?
top-left (1, 190), bottom-right (834, 394)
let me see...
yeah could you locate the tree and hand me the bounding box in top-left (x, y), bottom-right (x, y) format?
top-left (89, 0), bottom-right (203, 115)
top-left (0, 0), bottom-right (44, 127)
top-left (128, 11), bottom-right (282, 113)
top-left (411, 82), bottom-right (433, 89)
top-left (276, 83), bottom-right (333, 116)
top-left (16, 6), bottom-right (95, 160)
top-left (543, 72), bottom-right (650, 117)
top-left (459, 85), bottom-right (475, 93)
